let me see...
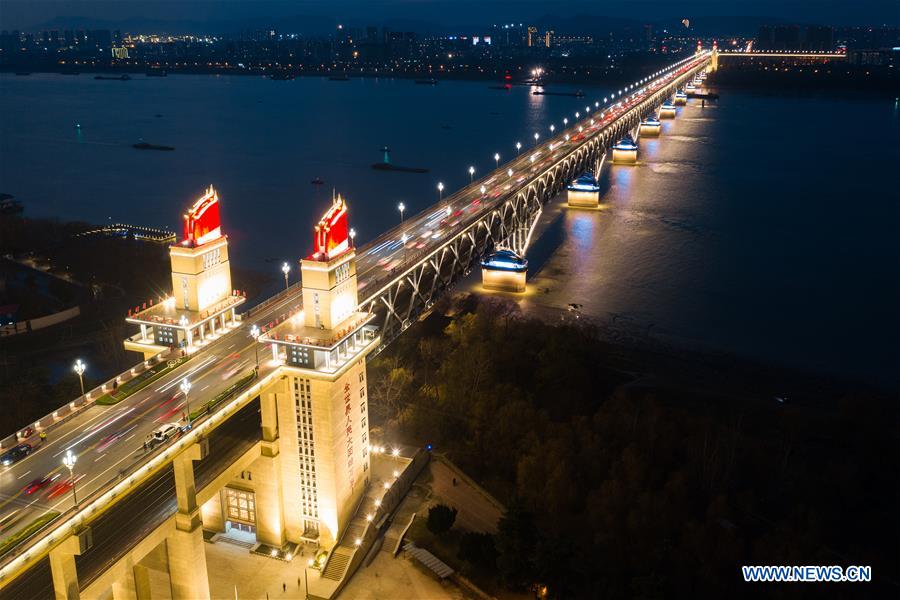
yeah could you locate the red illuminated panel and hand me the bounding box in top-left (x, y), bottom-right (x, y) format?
top-left (183, 185), bottom-right (222, 247)
top-left (313, 195), bottom-right (350, 259)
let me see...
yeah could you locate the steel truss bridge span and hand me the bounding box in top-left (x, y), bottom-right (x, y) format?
top-left (355, 54), bottom-right (712, 345)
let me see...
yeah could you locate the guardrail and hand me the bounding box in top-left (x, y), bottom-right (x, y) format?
top-left (0, 348), bottom-right (177, 451)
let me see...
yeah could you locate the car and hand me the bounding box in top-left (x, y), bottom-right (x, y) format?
top-left (1, 444), bottom-right (32, 466)
top-left (24, 474), bottom-right (59, 494)
top-left (151, 423), bottom-right (181, 443)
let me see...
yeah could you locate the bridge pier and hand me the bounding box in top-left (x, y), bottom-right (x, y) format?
top-left (50, 534), bottom-right (84, 600)
top-left (169, 442), bottom-right (211, 599)
top-left (110, 557), bottom-right (144, 600)
top-left (253, 389), bottom-right (287, 548)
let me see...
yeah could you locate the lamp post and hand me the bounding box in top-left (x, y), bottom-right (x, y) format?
top-left (350, 228), bottom-right (356, 246)
top-left (533, 132), bottom-right (539, 145)
top-left (398, 202), bottom-right (405, 224)
top-left (437, 182), bottom-right (444, 202)
top-left (563, 117), bottom-right (568, 126)
top-left (180, 378), bottom-right (192, 426)
top-left (507, 168), bottom-right (513, 178)
top-left (549, 124), bottom-right (555, 134)
top-left (480, 185), bottom-right (486, 196)
top-left (468, 166), bottom-right (475, 183)
top-left (281, 262), bottom-right (290, 290)
top-left (493, 153), bottom-right (500, 169)
top-left (63, 450), bottom-right (77, 507)
top-left (73, 359), bottom-right (86, 399)
top-left (515, 141), bottom-right (522, 154)
top-left (250, 325), bottom-right (260, 369)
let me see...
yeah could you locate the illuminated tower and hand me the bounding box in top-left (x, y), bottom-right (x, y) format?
top-left (171, 185), bottom-right (232, 313)
top-left (259, 194), bottom-right (379, 547)
top-left (125, 185), bottom-right (244, 359)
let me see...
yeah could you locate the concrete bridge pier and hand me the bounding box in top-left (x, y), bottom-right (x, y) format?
top-left (169, 442), bottom-right (211, 600)
top-left (50, 534), bottom-right (84, 600)
top-left (253, 388), bottom-right (287, 548)
top-left (109, 557), bottom-right (151, 600)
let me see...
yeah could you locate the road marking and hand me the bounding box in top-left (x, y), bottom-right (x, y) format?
top-left (228, 343), bottom-right (237, 350)
top-left (123, 434), bottom-right (135, 443)
top-left (201, 385), bottom-right (210, 391)
top-left (94, 454), bottom-right (107, 463)
top-left (16, 471), bottom-right (31, 480)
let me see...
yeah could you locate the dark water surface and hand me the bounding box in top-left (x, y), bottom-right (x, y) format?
top-left (1, 74), bottom-right (897, 387)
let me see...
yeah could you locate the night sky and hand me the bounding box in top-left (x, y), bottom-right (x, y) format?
top-left (1, 0), bottom-right (897, 31)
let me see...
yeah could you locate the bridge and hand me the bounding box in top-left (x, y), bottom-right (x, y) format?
top-left (717, 50), bottom-right (846, 59)
top-left (0, 51), bottom-right (712, 599)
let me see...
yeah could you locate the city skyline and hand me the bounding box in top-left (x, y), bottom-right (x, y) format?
top-left (2, 0), bottom-right (898, 32)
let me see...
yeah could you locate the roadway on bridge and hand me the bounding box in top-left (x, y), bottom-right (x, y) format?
top-left (0, 52), bottom-right (709, 567)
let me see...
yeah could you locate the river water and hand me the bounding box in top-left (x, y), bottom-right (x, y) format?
top-left (1, 73), bottom-right (897, 387)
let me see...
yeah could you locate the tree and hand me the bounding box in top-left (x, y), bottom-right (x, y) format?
top-left (457, 531), bottom-right (497, 569)
top-left (368, 355), bottom-right (413, 420)
top-left (495, 502), bottom-right (537, 589)
top-left (426, 504), bottom-right (458, 535)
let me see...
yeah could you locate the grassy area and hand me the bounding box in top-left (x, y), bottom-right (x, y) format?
top-left (95, 355), bottom-right (190, 405)
top-left (189, 370), bottom-right (256, 420)
top-left (0, 511), bottom-right (60, 557)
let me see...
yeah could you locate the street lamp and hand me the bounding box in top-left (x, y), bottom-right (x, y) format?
top-left (533, 132), bottom-right (539, 145)
top-left (493, 153), bottom-right (500, 168)
top-left (281, 262), bottom-right (290, 290)
top-left (549, 124), bottom-right (555, 134)
top-left (73, 359), bottom-right (86, 399)
top-left (398, 202), bottom-right (405, 224)
top-left (63, 450), bottom-right (77, 506)
top-left (250, 325), bottom-right (260, 369)
top-left (563, 117), bottom-right (568, 126)
top-left (437, 182), bottom-right (444, 202)
top-left (507, 168), bottom-right (513, 177)
top-left (180, 378), bottom-right (192, 426)
top-left (480, 185), bottom-right (486, 196)
top-left (468, 166), bottom-right (475, 183)
top-left (516, 141), bottom-right (522, 154)
top-left (350, 228), bottom-right (356, 245)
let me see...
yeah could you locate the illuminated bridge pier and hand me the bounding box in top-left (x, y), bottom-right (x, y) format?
top-left (612, 134), bottom-right (639, 164)
top-left (659, 100), bottom-right (677, 119)
top-left (481, 249), bottom-right (528, 293)
top-left (640, 115), bottom-right (662, 137)
top-left (673, 90), bottom-right (688, 105)
top-left (567, 172), bottom-right (602, 208)
top-left (124, 186), bottom-right (245, 359)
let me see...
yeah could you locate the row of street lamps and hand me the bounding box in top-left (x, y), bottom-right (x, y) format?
top-left (385, 55), bottom-right (697, 225)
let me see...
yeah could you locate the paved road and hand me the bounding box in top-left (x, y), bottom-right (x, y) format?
top-left (0, 53), bottom-right (708, 561)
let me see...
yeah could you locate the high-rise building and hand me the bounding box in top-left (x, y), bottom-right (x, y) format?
top-left (527, 26), bottom-right (538, 47)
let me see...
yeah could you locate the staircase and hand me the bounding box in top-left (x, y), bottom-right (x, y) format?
top-left (321, 546), bottom-right (353, 581)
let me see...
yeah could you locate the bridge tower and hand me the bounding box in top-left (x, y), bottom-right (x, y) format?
top-left (711, 40), bottom-right (719, 71)
top-left (124, 185), bottom-right (245, 359)
top-left (257, 194), bottom-right (379, 549)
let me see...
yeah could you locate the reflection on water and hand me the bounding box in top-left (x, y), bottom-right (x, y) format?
top-left (526, 92), bottom-right (900, 388)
